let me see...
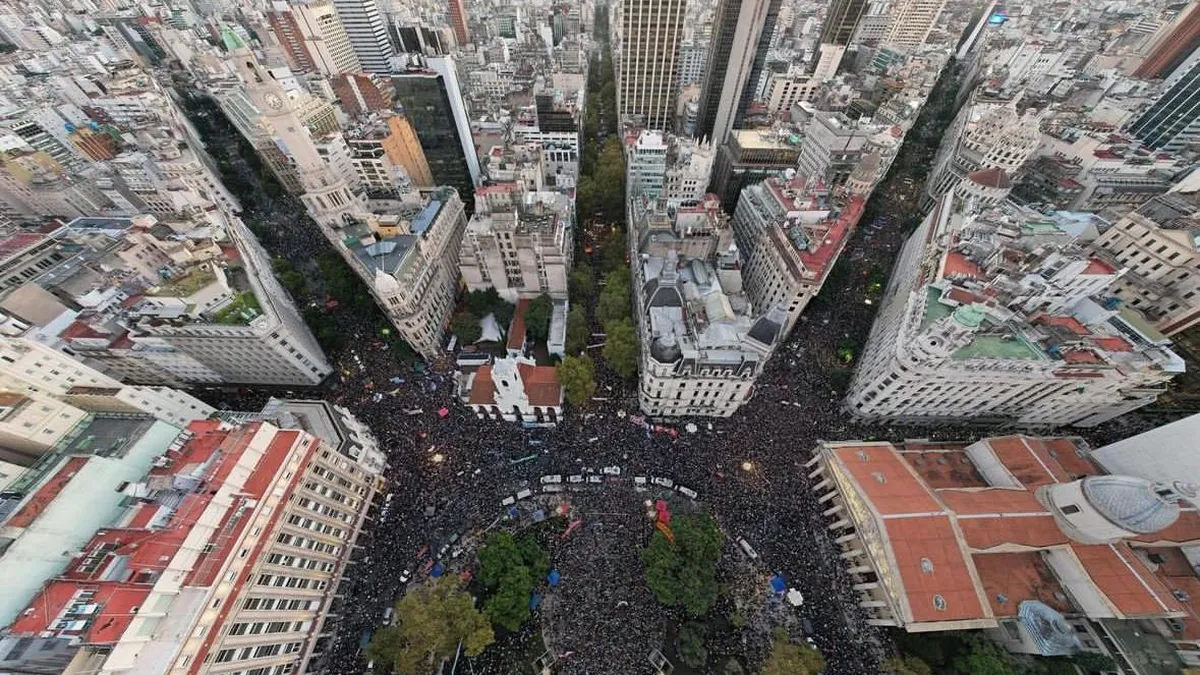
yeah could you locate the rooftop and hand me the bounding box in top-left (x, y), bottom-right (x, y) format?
top-left (821, 436), bottom-right (1195, 630)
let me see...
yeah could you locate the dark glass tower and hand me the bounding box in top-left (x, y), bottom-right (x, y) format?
top-left (391, 66), bottom-right (477, 212)
top-left (695, 0), bottom-right (780, 143)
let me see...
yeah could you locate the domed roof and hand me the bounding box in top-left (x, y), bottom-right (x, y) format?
top-left (1081, 475), bottom-right (1181, 534)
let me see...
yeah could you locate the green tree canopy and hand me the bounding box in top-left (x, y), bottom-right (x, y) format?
top-left (762, 633), bottom-right (826, 675)
top-left (883, 656), bottom-right (934, 675)
top-left (569, 263), bottom-right (594, 299)
top-left (678, 622), bottom-right (708, 669)
top-left (476, 532), bottom-right (548, 631)
top-left (451, 311), bottom-right (481, 345)
top-left (557, 355), bottom-right (597, 407)
top-left (596, 267), bottom-right (631, 326)
top-left (366, 577), bottom-right (494, 674)
top-left (602, 318), bottom-right (638, 379)
top-left (524, 294), bottom-right (554, 342)
top-left (565, 306), bottom-right (589, 356)
top-left (951, 634), bottom-right (1016, 675)
top-left (640, 513), bottom-right (723, 616)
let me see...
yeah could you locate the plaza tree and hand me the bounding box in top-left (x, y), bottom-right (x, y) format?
top-left (569, 263), bottom-right (594, 299)
top-left (556, 355), bottom-right (597, 407)
top-left (597, 267), bottom-right (632, 326)
top-left (761, 632), bottom-right (826, 675)
top-left (466, 288), bottom-right (515, 330)
top-left (524, 293), bottom-right (554, 342)
top-left (365, 577), bottom-right (493, 674)
top-left (640, 513), bottom-right (723, 616)
top-left (882, 656), bottom-right (933, 675)
top-left (678, 622), bottom-right (708, 669)
top-left (477, 532), bottom-right (549, 631)
top-left (565, 306), bottom-right (589, 356)
top-left (602, 318), bottom-right (638, 379)
top-left (451, 312), bottom-right (482, 345)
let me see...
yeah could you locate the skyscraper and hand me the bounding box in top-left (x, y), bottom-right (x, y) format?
top-left (1134, 2), bottom-right (1200, 80)
top-left (448, 0), bottom-right (469, 46)
top-left (391, 55), bottom-right (481, 208)
top-left (331, 0), bottom-right (394, 72)
top-left (617, 0), bottom-right (686, 130)
top-left (269, 0), bottom-right (361, 75)
top-left (883, 0), bottom-right (947, 47)
top-left (1128, 49), bottom-right (1200, 152)
top-left (694, 0), bottom-right (778, 145)
top-left (819, 0), bottom-right (868, 46)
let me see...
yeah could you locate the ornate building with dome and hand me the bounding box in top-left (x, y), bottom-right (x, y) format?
top-left (808, 434), bottom-right (1200, 668)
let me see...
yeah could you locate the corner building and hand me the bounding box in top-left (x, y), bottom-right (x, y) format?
top-left (5, 419), bottom-right (384, 675)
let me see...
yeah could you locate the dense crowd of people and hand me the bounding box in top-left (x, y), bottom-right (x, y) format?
top-left (201, 108), bottom-right (1160, 675)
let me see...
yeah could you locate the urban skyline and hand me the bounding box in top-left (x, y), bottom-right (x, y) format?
top-left (0, 0), bottom-right (1198, 673)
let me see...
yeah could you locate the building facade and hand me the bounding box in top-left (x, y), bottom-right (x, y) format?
top-left (616, 0), bottom-right (686, 130)
top-left (845, 187), bottom-right (1183, 428)
top-left (695, 0), bottom-right (778, 146)
top-left (1127, 49), bottom-right (1200, 152)
top-left (882, 0), bottom-right (948, 47)
top-left (1090, 190), bottom-right (1200, 336)
top-left (331, 0), bottom-right (394, 72)
top-left (459, 185), bottom-right (573, 302)
top-left (5, 419), bottom-right (384, 675)
top-left (732, 175), bottom-right (860, 338)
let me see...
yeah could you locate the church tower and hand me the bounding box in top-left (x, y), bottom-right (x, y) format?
top-left (221, 26), bottom-right (365, 233)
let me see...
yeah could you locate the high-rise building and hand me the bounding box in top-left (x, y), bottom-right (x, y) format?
top-left (391, 55), bottom-right (481, 207)
top-left (845, 186), bottom-right (1184, 428)
top-left (331, 0), bottom-right (394, 72)
top-left (269, 0), bottom-right (361, 75)
top-left (617, 0), bottom-right (686, 130)
top-left (1127, 49), bottom-right (1200, 152)
top-left (883, 0), bottom-right (947, 47)
top-left (448, 0), bottom-right (470, 46)
top-left (695, 0), bottom-right (778, 146)
top-left (1134, 2), bottom-right (1200, 80)
top-left (710, 128), bottom-right (802, 213)
top-left (819, 0), bottom-right (868, 46)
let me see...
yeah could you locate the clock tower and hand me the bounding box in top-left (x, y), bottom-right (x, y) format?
top-left (221, 26), bottom-right (365, 233)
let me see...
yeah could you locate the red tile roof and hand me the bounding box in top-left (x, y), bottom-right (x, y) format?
top-left (936, 488), bottom-right (1046, 516)
top-left (508, 299), bottom-right (530, 351)
top-left (885, 515), bottom-right (985, 623)
top-left (1035, 314), bottom-right (1091, 336)
top-left (6, 456), bottom-right (90, 528)
top-left (958, 514), bottom-right (1069, 550)
top-left (1135, 510), bottom-right (1200, 545)
top-left (468, 365), bottom-right (497, 405)
top-left (973, 552), bottom-right (1072, 617)
top-left (832, 445), bottom-right (943, 516)
top-left (1083, 258), bottom-right (1117, 275)
top-left (985, 436), bottom-right (1072, 487)
top-left (1062, 349), bottom-right (1102, 364)
top-left (942, 251), bottom-right (985, 280)
top-left (9, 581), bottom-right (151, 645)
top-left (1071, 543), bottom-right (1184, 617)
top-left (1092, 336), bottom-right (1133, 352)
top-left (518, 363), bottom-right (562, 407)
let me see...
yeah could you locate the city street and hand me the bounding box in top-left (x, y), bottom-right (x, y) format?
top-left (182, 92), bottom-right (1159, 674)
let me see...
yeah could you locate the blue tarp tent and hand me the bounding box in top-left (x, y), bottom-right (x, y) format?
top-left (530, 594), bottom-right (543, 609)
top-left (532, 509), bottom-right (546, 522)
top-left (770, 574), bottom-right (787, 595)
top-left (547, 569), bottom-right (561, 586)
top-left (431, 563), bottom-right (445, 578)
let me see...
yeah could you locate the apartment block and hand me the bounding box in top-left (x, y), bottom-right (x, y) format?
top-left (3, 419), bottom-right (384, 675)
top-left (845, 186), bottom-right (1183, 428)
top-left (459, 184), bottom-right (573, 302)
top-left (1090, 189), bottom-right (1200, 336)
top-left (732, 174), bottom-right (861, 338)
